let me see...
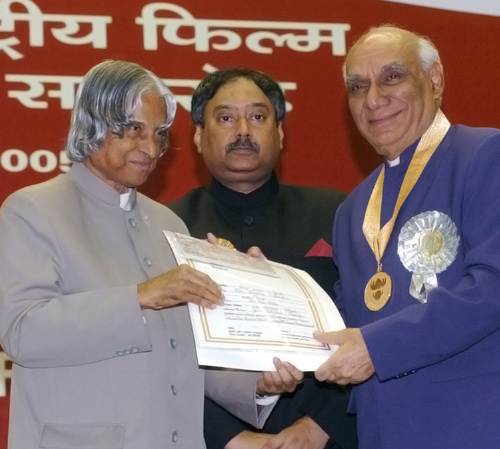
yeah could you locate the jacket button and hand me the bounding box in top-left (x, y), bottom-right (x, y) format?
top-left (170, 385), bottom-right (178, 396)
top-left (170, 338), bottom-right (177, 349)
top-left (171, 431), bottom-right (180, 442)
top-left (128, 218), bottom-right (137, 228)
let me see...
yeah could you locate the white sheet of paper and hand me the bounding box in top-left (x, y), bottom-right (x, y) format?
top-left (165, 231), bottom-right (277, 276)
top-left (163, 231), bottom-right (345, 371)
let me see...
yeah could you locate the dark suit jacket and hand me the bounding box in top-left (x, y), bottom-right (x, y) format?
top-left (167, 173), bottom-right (357, 449)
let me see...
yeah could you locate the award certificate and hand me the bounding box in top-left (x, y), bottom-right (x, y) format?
top-left (164, 231), bottom-right (345, 371)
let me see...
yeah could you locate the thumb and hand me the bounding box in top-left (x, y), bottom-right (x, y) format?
top-left (247, 246), bottom-right (266, 259)
top-left (313, 329), bottom-right (345, 345)
top-left (206, 232), bottom-right (218, 245)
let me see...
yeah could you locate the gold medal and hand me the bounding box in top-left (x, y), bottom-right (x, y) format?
top-left (362, 110), bottom-right (451, 310)
top-left (364, 271), bottom-right (393, 311)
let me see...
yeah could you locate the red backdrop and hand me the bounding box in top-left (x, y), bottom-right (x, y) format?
top-left (1, 0), bottom-right (500, 445)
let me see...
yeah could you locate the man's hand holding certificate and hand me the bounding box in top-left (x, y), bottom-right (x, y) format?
top-left (164, 231), bottom-right (345, 371)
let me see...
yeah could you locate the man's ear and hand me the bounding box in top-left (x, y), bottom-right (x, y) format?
top-left (193, 125), bottom-right (203, 154)
top-left (429, 61), bottom-right (445, 100)
top-left (277, 121), bottom-right (285, 151)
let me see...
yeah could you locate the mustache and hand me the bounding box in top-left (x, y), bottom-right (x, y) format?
top-left (226, 137), bottom-right (260, 153)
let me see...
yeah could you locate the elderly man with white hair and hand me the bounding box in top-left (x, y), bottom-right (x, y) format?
top-left (310, 25), bottom-right (500, 449)
top-left (0, 60), bottom-right (301, 449)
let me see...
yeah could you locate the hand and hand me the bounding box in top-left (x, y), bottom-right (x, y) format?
top-left (207, 232), bottom-right (231, 248)
top-left (314, 328), bottom-right (375, 385)
top-left (206, 233), bottom-right (266, 260)
top-left (256, 357), bottom-right (304, 395)
top-left (137, 264), bottom-right (223, 310)
top-left (225, 430), bottom-right (274, 449)
top-left (262, 416), bottom-right (330, 449)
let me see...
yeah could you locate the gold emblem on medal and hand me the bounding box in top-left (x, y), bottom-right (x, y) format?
top-left (364, 272), bottom-right (393, 311)
top-left (418, 230), bottom-right (443, 256)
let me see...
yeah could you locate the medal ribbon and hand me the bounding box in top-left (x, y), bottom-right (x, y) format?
top-left (362, 110), bottom-right (451, 271)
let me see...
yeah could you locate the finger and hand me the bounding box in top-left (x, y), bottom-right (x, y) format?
top-left (315, 369), bottom-right (328, 382)
top-left (162, 281), bottom-right (219, 309)
top-left (185, 282), bottom-right (224, 308)
top-left (313, 330), bottom-right (342, 344)
top-left (206, 232), bottom-right (218, 245)
top-left (315, 357), bottom-right (336, 382)
top-left (257, 371), bottom-right (283, 395)
top-left (286, 364), bottom-right (304, 383)
top-left (263, 359), bottom-right (300, 393)
top-left (178, 265), bottom-right (224, 298)
top-left (262, 370), bottom-right (282, 388)
top-left (192, 297), bottom-right (219, 309)
top-left (194, 274), bottom-right (224, 303)
top-left (270, 358), bottom-right (292, 385)
top-left (247, 246), bottom-right (266, 259)
top-left (172, 266), bottom-right (224, 307)
top-left (273, 358), bottom-right (304, 383)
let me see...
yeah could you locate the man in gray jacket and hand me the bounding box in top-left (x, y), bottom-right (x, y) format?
top-left (0, 60), bottom-right (301, 449)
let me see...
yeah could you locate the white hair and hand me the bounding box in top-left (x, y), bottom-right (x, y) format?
top-left (65, 60), bottom-right (177, 162)
top-left (342, 26), bottom-right (441, 81)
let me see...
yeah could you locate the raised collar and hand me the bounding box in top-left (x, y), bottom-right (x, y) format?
top-left (68, 162), bottom-right (137, 210)
top-left (208, 173), bottom-right (279, 210)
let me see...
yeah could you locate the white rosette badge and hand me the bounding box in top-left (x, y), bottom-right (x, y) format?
top-left (398, 211), bottom-right (459, 303)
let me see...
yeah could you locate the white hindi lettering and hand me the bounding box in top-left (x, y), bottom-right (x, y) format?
top-left (5, 67), bottom-right (298, 112)
top-left (0, 35), bottom-right (22, 60)
top-left (136, 2), bottom-right (350, 55)
top-left (5, 74), bottom-right (82, 109)
top-left (0, 1), bottom-right (349, 59)
top-left (0, 0), bottom-right (112, 60)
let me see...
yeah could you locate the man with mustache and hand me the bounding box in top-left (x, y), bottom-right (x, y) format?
top-left (167, 68), bottom-right (357, 449)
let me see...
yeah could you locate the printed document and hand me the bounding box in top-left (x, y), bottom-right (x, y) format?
top-left (164, 231), bottom-right (345, 371)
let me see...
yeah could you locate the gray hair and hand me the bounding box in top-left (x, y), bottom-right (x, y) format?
top-left (191, 68), bottom-right (286, 127)
top-left (416, 34), bottom-right (440, 70)
top-left (65, 60), bottom-right (177, 162)
top-left (343, 26), bottom-right (441, 80)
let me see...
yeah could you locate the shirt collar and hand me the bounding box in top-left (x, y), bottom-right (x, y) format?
top-left (386, 156), bottom-right (400, 167)
top-left (384, 138), bottom-right (420, 170)
top-left (119, 189), bottom-right (137, 211)
top-left (68, 162), bottom-right (137, 210)
top-left (208, 173), bottom-right (279, 210)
